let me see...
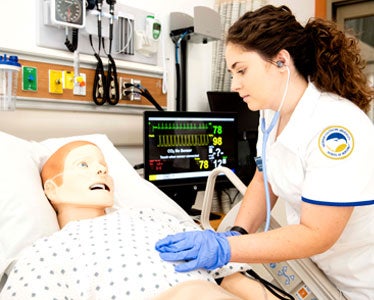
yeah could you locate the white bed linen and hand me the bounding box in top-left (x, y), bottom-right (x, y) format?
top-left (1, 207), bottom-right (247, 299)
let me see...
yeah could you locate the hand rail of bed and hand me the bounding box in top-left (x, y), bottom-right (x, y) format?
top-left (200, 166), bottom-right (247, 230)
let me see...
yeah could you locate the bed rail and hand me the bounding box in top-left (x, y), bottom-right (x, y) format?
top-left (200, 166), bottom-right (246, 230)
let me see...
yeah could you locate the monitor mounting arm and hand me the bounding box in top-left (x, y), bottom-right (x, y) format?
top-left (169, 7), bottom-right (222, 111)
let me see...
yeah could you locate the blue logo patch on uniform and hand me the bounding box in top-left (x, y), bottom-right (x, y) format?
top-left (319, 126), bottom-right (354, 159)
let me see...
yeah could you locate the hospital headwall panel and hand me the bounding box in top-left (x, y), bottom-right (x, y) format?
top-left (0, 0), bottom-right (167, 163)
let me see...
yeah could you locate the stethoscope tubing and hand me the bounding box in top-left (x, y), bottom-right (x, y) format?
top-left (260, 65), bottom-right (290, 232)
top-left (261, 111), bottom-right (280, 232)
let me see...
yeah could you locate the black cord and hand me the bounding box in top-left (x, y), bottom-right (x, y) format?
top-left (106, 54), bottom-right (119, 105)
top-left (141, 89), bottom-right (164, 111)
top-left (221, 188), bottom-right (241, 205)
top-left (133, 163), bottom-right (144, 170)
top-left (245, 269), bottom-right (295, 300)
top-left (171, 30), bottom-right (190, 112)
top-left (90, 35), bottom-right (107, 105)
top-left (86, 0), bottom-right (96, 10)
top-left (175, 62), bottom-right (181, 111)
top-left (92, 53), bottom-right (107, 105)
top-left (96, 0), bottom-right (103, 53)
top-left (65, 28), bottom-right (79, 52)
top-left (102, 38), bottom-right (119, 105)
top-left (106, 0), bottom-right (116, 54)
top-left (124, 83), bottom-right (164, 111)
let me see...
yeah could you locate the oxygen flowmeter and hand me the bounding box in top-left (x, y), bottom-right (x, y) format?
top-left (146, 15), bottom-right (161, 41)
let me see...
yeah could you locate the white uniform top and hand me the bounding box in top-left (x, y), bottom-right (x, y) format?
top-left (257, 83), bottom-right (374, 299)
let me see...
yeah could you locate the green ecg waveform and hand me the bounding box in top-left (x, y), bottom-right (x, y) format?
top-left (151, 122), bottom-right (210, 131)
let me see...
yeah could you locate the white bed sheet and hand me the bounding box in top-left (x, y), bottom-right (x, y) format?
top-left (1, 207), bottom-right (218, 299)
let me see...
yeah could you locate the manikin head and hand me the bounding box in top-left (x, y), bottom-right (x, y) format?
top-left (41, 141), bottom-right (114, 228)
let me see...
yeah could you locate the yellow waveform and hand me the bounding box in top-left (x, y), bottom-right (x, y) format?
top-left (157, 134), bottom-right (212, 147)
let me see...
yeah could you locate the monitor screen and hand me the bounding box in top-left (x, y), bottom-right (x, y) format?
top-left (207, 91), bottom-right (259, 138)
top-left (207, 91), bottom-right (259, 185)
top-left (143, 110), bottom-right (238, 212)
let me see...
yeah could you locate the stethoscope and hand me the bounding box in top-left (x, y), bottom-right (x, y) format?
top-left (259, 61), bottom-right (290, 232)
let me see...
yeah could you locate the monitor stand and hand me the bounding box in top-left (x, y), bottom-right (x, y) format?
top-left (161, 186), bottom-right (221, 220)
top-left (237, 130), bottom-right (258, 185)
top-left (161, 186), bottom-right (198, 214)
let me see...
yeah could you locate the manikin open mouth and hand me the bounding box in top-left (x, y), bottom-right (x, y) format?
top-left (89, 183), bottom-right (110, 192)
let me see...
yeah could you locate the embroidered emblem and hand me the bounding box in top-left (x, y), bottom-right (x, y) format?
top-left (319, 126), bottom-right (354, 159)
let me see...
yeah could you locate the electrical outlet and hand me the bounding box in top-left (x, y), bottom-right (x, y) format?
top-left (131, 79), bottom-right (141, 100)
top-left (48, 69), bottom-right (63, 94)
top-left (73, 73), bottom-right (87, 96)
top-left (119, 77), bottom-right (131, 100)
top-left (119, 77), bottom-right (141, 101)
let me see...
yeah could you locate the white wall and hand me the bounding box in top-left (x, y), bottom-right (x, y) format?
top-left (120, 0), bottom-right (215, 111)
top-left (0, 0), bottom-right (315, 165)
top-left (0, 0), bottom-right (313, 115)
top-left (0, 0), bottom-right (215, 165)
top-left (270, 0), bottom-right (315, 23)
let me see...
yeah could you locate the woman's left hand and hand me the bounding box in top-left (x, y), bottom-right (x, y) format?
top-left (155, 230), bottom-right (232, 272)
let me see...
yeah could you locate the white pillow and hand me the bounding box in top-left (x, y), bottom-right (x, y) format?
top-left (0, 132), bottom-right (59, 279)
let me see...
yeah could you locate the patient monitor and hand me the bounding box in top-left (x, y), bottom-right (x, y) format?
top-left (207, 91), bottom-right (259, 185)
top-left (143, 111), bottom-right (238, 214)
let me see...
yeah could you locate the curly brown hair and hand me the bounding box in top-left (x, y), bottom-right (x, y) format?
top-left (226, 5), bottom-right (373, 112)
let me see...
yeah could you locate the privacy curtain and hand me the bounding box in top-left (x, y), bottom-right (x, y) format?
top-left (212, 0), bottom-right (267, 91)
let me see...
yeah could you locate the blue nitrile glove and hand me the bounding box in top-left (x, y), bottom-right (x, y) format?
top-left (155, 230), bottom-right (231, 272)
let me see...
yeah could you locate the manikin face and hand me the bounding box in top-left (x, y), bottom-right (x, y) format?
top-left (46, 144), bottom-right (114, 209)
top-left (225, 43), bottom-right (284, 112)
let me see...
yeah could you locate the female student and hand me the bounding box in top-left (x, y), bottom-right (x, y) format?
top-left (156, 5), bottom-right (374, 299)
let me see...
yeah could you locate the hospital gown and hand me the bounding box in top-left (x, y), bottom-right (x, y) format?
top-left (1, 207), bottom-right (228, 299)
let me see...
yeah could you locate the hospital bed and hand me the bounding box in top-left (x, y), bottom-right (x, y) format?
top-left (0, 132), bottom-right (250, 299)
top-left (0, 131), bottom-right (344, 299)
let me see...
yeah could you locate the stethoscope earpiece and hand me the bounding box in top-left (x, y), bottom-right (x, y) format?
top-left (276, 61), bottom-right (284, 68)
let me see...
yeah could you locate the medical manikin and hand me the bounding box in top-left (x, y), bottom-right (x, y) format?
top-left (1, 141), bottom-right (278, 300)
top-left (41, 140), bottom-right (114, 228)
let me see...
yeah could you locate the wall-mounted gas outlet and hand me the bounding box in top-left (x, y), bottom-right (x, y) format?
top-left (119, 77), bottom-right (141, 101)
top-left (62, 71), bottom-right (74, 89)
top-left (22, 66), bottom-right (38, 92)
top-left (48, 69), bottom-right (63, 94)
